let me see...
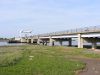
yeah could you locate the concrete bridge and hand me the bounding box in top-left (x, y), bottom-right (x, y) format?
top-left (20, 25), bottom-right (100, 49)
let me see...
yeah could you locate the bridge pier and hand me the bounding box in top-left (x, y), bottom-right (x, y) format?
top-left (49, 37), bottom-right (54, 46)
top-left (31, 39), bottom-right (34, 43)
top-left (26, 39), bottom-right (28, 43)
top-left (37, 38), bottom-right (41, 45)
top-left (26, 39), bottom-right (30, 43)
top-left (59, 41), bottom-right (63, 46)
top-left (92, 42), bottom-right (97, 50)
top-left (39, 39), bottom-right (49, 46)
top-left (28, 39), bottom-right (32, 43)
top-left (84, 37), bottom-right (99, 49)
top-left (78, 34), bottom-right (83, 48)
top-left (42, 41), bottom-right (48, 46)
top-left (20, 38), bottom-right (27, 43)
top-left (45, 41), bottom-right (48, 46)
top-left (42, 41), bottom-right (45, 45)
top-left (68, 38), bottom-right (72, 46)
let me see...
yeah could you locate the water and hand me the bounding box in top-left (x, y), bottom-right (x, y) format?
top-left (0, 41), bottom-right (25, 46)
top-left (53, 41), bottom-right (91, 46)
top-left (0, 41), bottom-right (99, 47)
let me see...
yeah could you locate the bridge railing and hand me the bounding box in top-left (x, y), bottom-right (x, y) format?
top-left (32, 25), bottom-right (100, 37)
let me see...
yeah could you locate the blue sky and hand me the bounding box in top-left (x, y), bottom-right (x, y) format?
top-left (0, 0), bottom-right (100, 37)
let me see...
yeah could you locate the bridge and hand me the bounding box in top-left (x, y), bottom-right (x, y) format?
top-left (20, 25), bottom-right (100, 49)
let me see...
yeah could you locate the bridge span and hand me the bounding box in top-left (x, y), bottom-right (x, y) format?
top-left (21, 26), bottom-right (100, 49)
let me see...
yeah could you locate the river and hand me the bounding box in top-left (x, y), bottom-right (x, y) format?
top-left (0, 41), bottom-right (99, 47)
top-left (0, 41), bottom-right (25, 46)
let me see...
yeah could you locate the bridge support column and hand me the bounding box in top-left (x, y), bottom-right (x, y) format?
top-left (27, 39), bottom-right (29, 43)
top-left (49, 37), bottom-right (54, 46)
top-left (43, 41), bottom-right (48, 46)
top-left (78, 34), bottom-right (83, 48)
top-left (31, 39), bottom-right (34, 44)
top-left (68, 38), bottom-right (72, 46)
top-left (45, 41), bottom-right (48, 46)
top-left (42, 41), bottom-right (45, 45)
top-left (41, 41), bottom-right (48, 46)
top-left (92, 42), bottom-right (97, 50)
top-left (59, 41), bottom-right (62, 46)
top-left (20, 38), bottom-right (27, 43)
top-left (37, 38), bottom-right (41, 45)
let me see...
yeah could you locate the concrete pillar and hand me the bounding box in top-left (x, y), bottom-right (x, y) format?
top-left (45, 41), bottom-right (48, 46)
top-left (20, 38), bottom-right (27, 43)
top-left (27, 39), bottom-right (31, 43)
top-left (68, 38), bottom-right (72, 46)
top-left (31, 39), bottom-right (34, 44)
top-left (59, 41), bottom-right (62, 46)
top-left (37, 38), bottom-right (41, 45)
top-left (26, 39), bottom-right (29, 43)
top-left (78, 34), bottom-right (83, 48)
top-left (92, 42), bottom-right (97, 50)
top-left (42, 41), bottom-right (45, 45)
top-left (20, 38), bottom-right (23, 43)
top-left (49, 37), bottom-right (54, 46)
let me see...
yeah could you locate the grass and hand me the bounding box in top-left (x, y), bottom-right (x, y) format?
top-left (0, 46), bottom-right (23, 67)
top-left (0, 45), bottom-right (100, 75)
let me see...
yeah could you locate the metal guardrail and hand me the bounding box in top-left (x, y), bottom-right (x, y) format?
top-left (32, 25), bottom-right (100, 37)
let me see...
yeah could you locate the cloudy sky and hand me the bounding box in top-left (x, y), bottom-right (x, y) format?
top-left (0, 0), bottom-right (100, 37)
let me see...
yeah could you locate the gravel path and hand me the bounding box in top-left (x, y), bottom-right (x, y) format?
top-left (73, 57), bottom-right (100, 75)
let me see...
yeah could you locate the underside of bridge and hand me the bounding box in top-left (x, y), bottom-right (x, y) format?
top-left (83, 37), bottom-right (100, 49)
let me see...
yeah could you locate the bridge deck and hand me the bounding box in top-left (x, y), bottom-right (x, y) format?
top-left (32, 25), bottom-right (100, 37)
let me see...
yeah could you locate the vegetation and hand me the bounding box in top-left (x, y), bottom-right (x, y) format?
top-left (0, 45), bottom-right (100, 75)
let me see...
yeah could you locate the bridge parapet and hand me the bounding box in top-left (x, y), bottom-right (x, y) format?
top-left (34, 25), bottom-right (100, 37)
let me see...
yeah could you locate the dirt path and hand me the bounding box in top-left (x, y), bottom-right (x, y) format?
top-left (73, 57), bottom-right (100, 75)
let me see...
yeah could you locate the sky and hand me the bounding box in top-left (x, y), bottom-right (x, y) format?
top-left (0, 0), bottom-right (100, 37)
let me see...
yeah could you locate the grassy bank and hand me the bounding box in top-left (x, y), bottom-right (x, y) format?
top-left (0, 45), bottom-right (99, 75)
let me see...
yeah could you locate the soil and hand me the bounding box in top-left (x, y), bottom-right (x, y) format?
top-left (72, 57), bottom-right (100, 75)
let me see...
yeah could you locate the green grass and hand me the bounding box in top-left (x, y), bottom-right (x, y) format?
top-left (59, 47), bottom-right (100, 58)
top-left (0, 45), bottom-right (100, 75)
top-left (0, 46), bottom-right (23, 67)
